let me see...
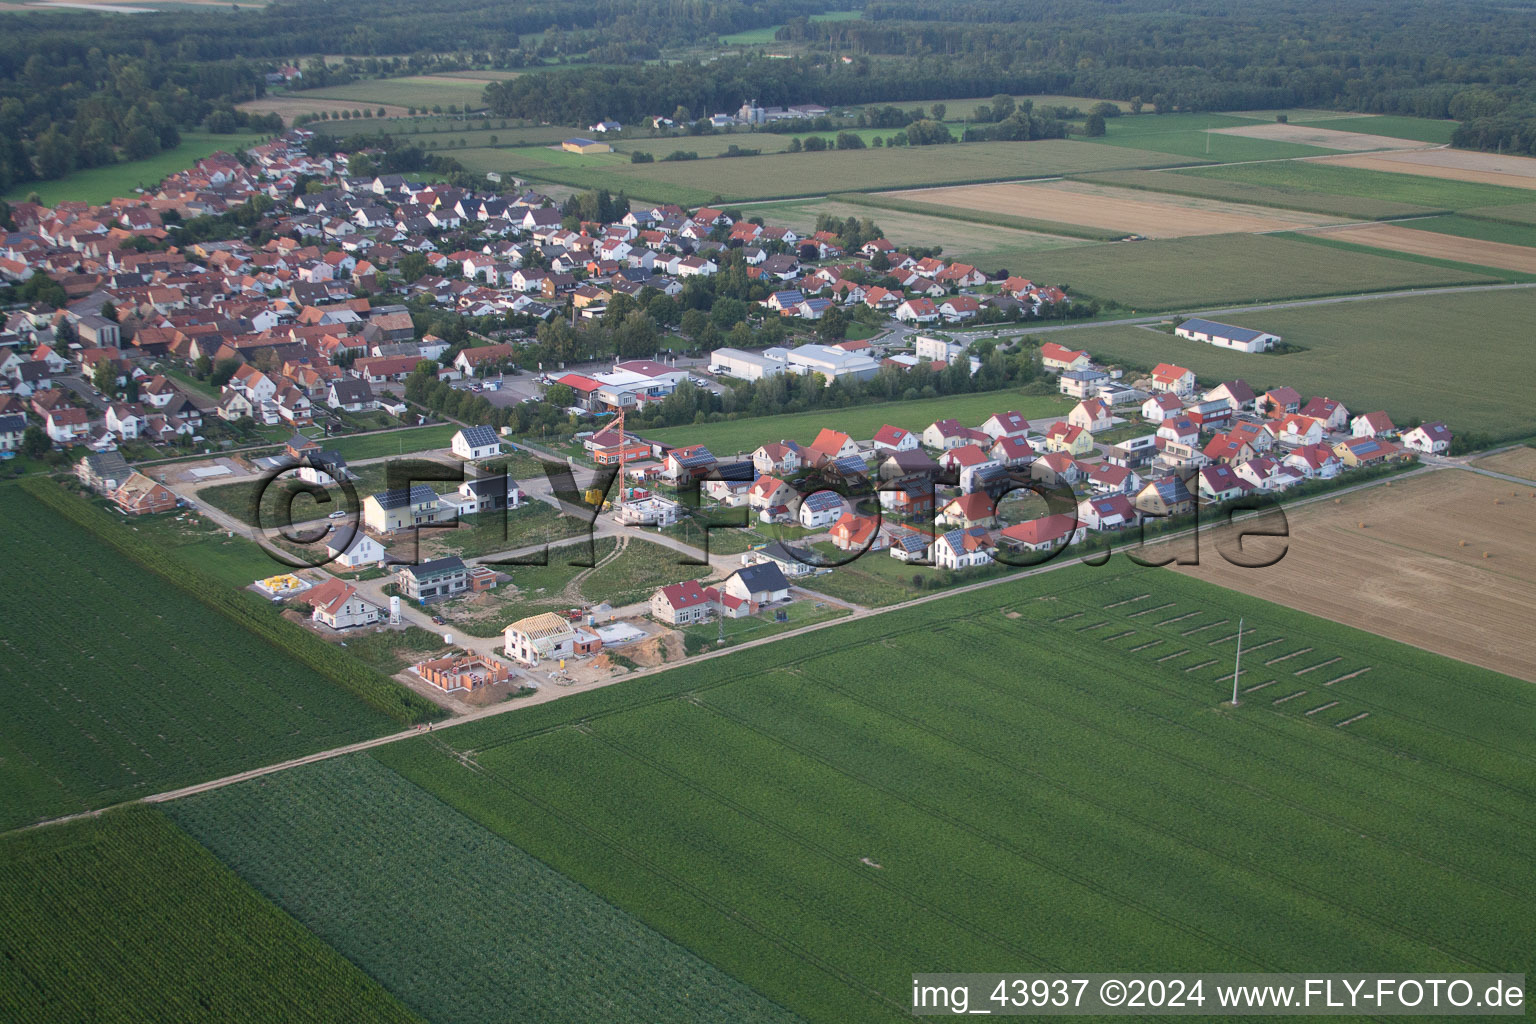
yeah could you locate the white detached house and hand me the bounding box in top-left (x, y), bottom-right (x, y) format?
top-left (452, 425), bottom-right (503, 460)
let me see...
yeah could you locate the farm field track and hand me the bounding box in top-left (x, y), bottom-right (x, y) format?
top-left (1316, 147), bottom-right (1536, 188)
top-left (1169, 470), bottom-right (1536, 682)
top-left (748, 198), bottom-right (1088, 258)
top-left (1072, 168), bottom-right (1439, 220)
top-left (493, 139), bottom-right (1197, 204)
top-left (1471, 445), bottom-right (1536, 479)
top-left (0, 485), bottom-right (400, 832)
top-left (0, 808), bottom-right (422, 1024)
top-left (890, 180), bottom-right (1346, 238)
top-left (1176, 160), bottom-right (1536, 211)
top-left (1003, 232), bottom-right (1493, 310)
top-left (1206, 122), bottom-right (1429, 151)
top-left (641, 390), bottom-right (1072, 457)
top-left (338, 562), bottom-right (1536, 1024)
top-left (166, 757), bottom-right (802, 1024)
top-left (1299, 222), bottom-right (1536, 272)
top-left (1050, 288), bottom-right (1536, 440)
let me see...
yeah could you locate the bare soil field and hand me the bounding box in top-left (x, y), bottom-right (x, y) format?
top-left (1207, 123), bottom-right (1427, 151)
top-left (239, 96), bottom-right (410, 121)
top-left (1318, 149), bottom-right (1536, 190)
top-left (1300, 222), bottom-right (1536, 272)
top-left (1471, 446), bottom-right (1536, 480)
top-left (749, 198), bottom-right (1086, 257)
top-left (1169, 470), bottom-right (1536, 682)
top-left (897, 179), bottom-right (1345, 238)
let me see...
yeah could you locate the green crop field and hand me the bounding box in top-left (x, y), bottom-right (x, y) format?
top-left (1051, 287), bottom-right (1536, 440)
top-left (166, 756), bottom-right (802, 1024)
top-left (1082, 112), bottom-right (1338, 162)
top-left (323, 562), bottom-right (1536, 1024)
top-left (1005, 232), bottom-right (1495, 309)
top-left (492, 139), bottom-right (1195, 205)
top-left (613, 127), bottom-right (892, 159)
top-left (642, 390), bottom-right (1072, 457)
top-left (748, 198), bottom-right (1089, 258)
top-left (1388, 213), bottom-right (1536, 248)
top-left (1463, 201), bottom-right (1536, 226)
top-left (1291, 115), bottom-right (1460, 144)
top-left (0, 808), bottom-right (421, 1024)
top-left (0, 485), bottom-right (402, 832)
top-left (1176, 161), bottom-right (1536, 212)
top-left (1073, 168), bottom-right (1440, 220)
top-left (299, 75), bottom-right (492, 111)
top-left (2, 132), bottom-right (269, 206)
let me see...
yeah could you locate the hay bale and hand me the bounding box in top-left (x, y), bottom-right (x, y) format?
top-left (1358, 521), bottom-right (1367, 528)
top-left (1459, 540), bottom-right (1468, 547)
top-left (1483, 551), bottom-right (1492, 559)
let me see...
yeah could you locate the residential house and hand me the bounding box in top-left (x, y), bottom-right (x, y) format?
top-left (740, 541), bottom-right (817, 579)
top-left (1402, 421), bottom-right (1452, 454)
top-left (1134, 475), bottom-right (1196, 519)
top-left (979, 410), bottom-right (1031, 441)
top-left (45, 407), bottom-right (91, 444)
top-left (1203, 379), bottom-right (1257, 412)
top-left (752, 441), bottom-right (802, 476)
top-left (112, 471), bottom-right (177, 515)
top-left (1268, 414), bottom-right (1325, 448)
top-left (1283, 443), bottom-right (1342, 479)
top-left (363, 484), bottom-right (443, 533)
top-left (327, 378), bottom-right (377, 412)
top-left (1141, 393), bottom-right (1185, 423)
top-left (724, 562), bottom-right (791, 605)
top-left (1084, 461), bottom-right (1140, 496)
top-left (1031, 451), bottom-right (1081, 487)
top-left (1068, 399), bottom-right (1113, 433)
top-left (451, 424), bottom-right (502, 460)
top-left (650, 580), bottom-right (718, 626)
top-left (1078, 494), bottom-right (1138, 531)
top-left (304, 578), bottom-right (382, 630)
top-left (798, 489), bottom-right (848, 529)
top-left (871, 424), bottom-right (918, 453)
top-left (1149, 363), bottom-right (1196, 396)
top-left (504, 611), bottom-right (584, 666)
top-left (1058, 369), bottom-right (1108, 399)
top-left (1334, 436), bottom-right (1409, 468)
top-left (931, 527), bottom-right (994, 570)
top-left (416, 654), bottom-right (510, 693)
top-left (1263, 386), bottom-right (1302, 417)
top-left (1043, 422), bottom-right (1094, 456)
top-left (397, 556), bottom-right (470, 601)
top-left (1299, 396), bottom-right (1350, 431)
top-left (76, 450), bottom-right (132, 492)
top-left (1197, 464), bottom-right (1247, 503)
top-left (829, 512), bottom-right (886, 552)
top-left (1039, 342), bottom-right (1091, 373)
top-left (1350, 411), bottom-right (1396, 438)
top-left (998, 514), bottom-right (1085, 554)
top-left (324, 528), bottom-right (386, 568)
top-left (938, 491), bottom-right (998, 530)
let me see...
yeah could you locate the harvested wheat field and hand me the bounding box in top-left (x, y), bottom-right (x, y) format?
top-left (894, 180), bottom-right (1343, 238)
top-left (1166, 470), bottom-right (1536, 682)
top-left (1472, 446), bottom-right (1536, 480)
top-left (1318, 149), bottom-right (1536, 190)
top-left (1207, 123), bottom-right (1427, 151)
top-left (1301, 222), bottom-right (1536, 272)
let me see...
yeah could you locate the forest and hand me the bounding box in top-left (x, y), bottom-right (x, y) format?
top-left (6, 0), bottom-right (1536, 194)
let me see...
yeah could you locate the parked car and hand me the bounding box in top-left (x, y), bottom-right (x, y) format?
top-left (431, 615), bottom-right (445, 625)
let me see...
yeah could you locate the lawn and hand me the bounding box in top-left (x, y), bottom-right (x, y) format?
top-left (1051, 287), bottom-right (1536, 441)
top-left (1291, 115), bottom-right (1460, 144)
top-left (1006, 232), bottom-right (1495, 310)
top-left (1074, 168), bottom-right (1441, 220)
top-left (0, 808), bottom-right (422, 1024)
top-left (1176, 160), bottom-right (1536, 212)
top-left (165, 756), bottom-right (802, 1024)
top-left (0, 484), bottom-right (402, 832)
top-left (357, 562), bottom-right (1536, 1024)
top-left (492, 139), bottom-right (1195, 205)
top-left (642, 390), bottom-right (1071, 458)
top-left (2, 132), bottom-right (269, 206)
top-left (324, 423), bottom-right (459, 460)
top-left (681, 595), bottom-right (850, 652)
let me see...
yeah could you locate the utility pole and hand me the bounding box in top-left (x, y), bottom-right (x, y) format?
top-left (1231, 616), bottom-right (1244, 705)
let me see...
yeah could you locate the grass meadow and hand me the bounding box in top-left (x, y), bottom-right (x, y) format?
top-left (1003, 232), bottom-right (1495, 310)
top-left (1052, 287), bottom-right (1536, 440)
top-left (2, 132), bottom-right (269, 206)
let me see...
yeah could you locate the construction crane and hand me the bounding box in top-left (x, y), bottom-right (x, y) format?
top-left (584, 407), bottom-right (630, 509)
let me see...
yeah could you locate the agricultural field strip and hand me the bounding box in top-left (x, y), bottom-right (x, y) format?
top-left (426, 590), bottom-right (1533, 994)
top-left (461, 571), bottom-right (1535, 893)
